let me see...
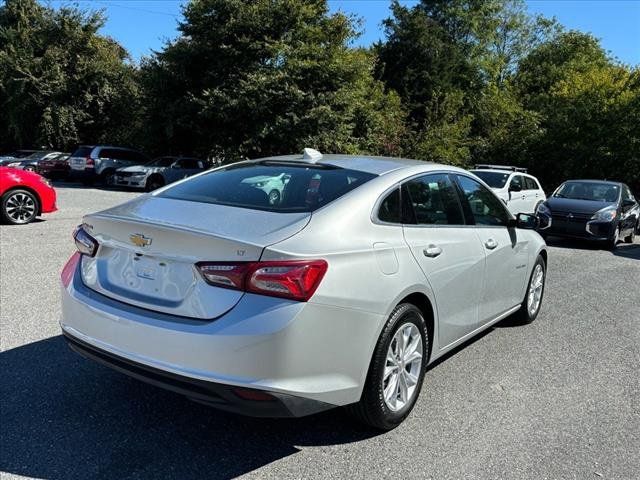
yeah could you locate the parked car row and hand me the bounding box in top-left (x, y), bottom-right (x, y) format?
top-left (1, 146), bottom-right (209, 191)
top-left (2, 148), bottom-right (638, 249)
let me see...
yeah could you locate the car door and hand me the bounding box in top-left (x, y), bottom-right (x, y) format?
top-left (521, 176), bottom-right (536, 213)
top-left (455, 174), bottom-right (529, 324)
top-left (506, 175), bottom-right (527, 214)
top-left (401, 173), bottom-right (486, 348)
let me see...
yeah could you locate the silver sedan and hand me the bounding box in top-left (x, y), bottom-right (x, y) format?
top-left (60, 149), bottom-right (547, 430)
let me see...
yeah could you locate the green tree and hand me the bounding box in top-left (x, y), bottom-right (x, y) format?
top-left (515, 31), bottom-right (640, 191)
top-left (140, 0), bottom-right (405, 160)
top-left (0, 0), bottom-right (140, 151)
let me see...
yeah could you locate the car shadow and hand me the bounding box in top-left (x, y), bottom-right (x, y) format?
top-left (612, 243), bottom-right (640, 260)
top-left (543, 236), bottom-right (606, 251)
top-left (0, 336), bottom-right (379, 480)
top-left (544, 236), bottom-right (639, 259)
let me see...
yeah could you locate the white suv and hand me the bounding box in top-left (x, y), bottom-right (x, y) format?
top-left (471, 165), bottom-right (546, 215)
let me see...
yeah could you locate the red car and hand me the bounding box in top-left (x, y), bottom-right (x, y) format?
top-left (0, 166), bottom-right (57, 224)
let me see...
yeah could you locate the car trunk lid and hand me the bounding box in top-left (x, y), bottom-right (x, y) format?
top-left (80, 195), bottom-right (311, 319)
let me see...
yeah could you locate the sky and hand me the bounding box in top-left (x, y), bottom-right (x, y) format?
top-left (45, 0), bottom-right (640, 66)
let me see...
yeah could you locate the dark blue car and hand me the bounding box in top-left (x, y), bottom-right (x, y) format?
top-left (536, 180), bottom-right (639, 249)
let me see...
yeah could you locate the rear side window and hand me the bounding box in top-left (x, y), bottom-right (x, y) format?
top-left (159, 163), bottom-right (377, 213)
top-left (71, 147), bottom-right (93, 157)
top-left (179, 159), bottom-right (200, 169)
top-left (524, 177), bottom-right (537, 190)
top-left (405, 174), bottom-right (465, 225)
top-left (378, 188), bottom-right (401, 223)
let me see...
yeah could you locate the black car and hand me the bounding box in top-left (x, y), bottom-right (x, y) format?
top-left (536, 180), bottom-right (639, 249)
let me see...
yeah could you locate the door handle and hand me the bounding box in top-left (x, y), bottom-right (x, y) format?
top-left (485, 238), bottom-right (498, 250)
top-left (423, 245), bottom-right (442, 258)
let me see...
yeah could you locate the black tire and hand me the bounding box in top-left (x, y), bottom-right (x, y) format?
top-left (268, 189), bottom-right (281, 205)
top-left (606, 226), bottom-right (619, 250)
top-left (100, 169), bottom-right (115, 186)
top-left (514, 255), bottom-right (546, 324)
top-left (145, 175), bottom-right (165, 192)
top-left (347, 303), bottom-right (429, 431)
top-left (1, 189), bottom-right (40, 225)
top-left (24, 165), bottom-right (35, 172)
top-left (623, 225), bottom-right (636, 243)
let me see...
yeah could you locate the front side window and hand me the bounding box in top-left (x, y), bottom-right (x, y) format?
top-left (456, 175), bottom-right (510, 226)
top-left (510, 175), bottom-right (523, 190)
top-left (159, 162), bottom-right (376, 212)
top-left (404, 174), bottom-right (465, 225)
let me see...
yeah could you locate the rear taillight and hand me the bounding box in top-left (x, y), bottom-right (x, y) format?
top-left (73, 226), bottom-right (98, 257)
top-left (196, 260), bottom-right (327, 302)
top-left (85, 156), bottom-right (95, 168)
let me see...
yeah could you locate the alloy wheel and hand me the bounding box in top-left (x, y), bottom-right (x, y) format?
top-left (5, 192), bottom-right (37, 223)
top-left (382, 323), bottom-right (423, 412)
top-left (527, 264), bottom-right (544, 316)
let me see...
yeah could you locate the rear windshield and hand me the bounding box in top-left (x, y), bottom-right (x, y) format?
top-left (159, 162), bottom-right (377, 212)
top-left (71, 147), bottom-right (93, 157)
top-left (471, 170), bottom-right (510, 188)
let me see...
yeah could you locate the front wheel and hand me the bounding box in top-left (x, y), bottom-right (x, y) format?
top-left (515, 255), bottom-right (546, 324)
top-left (606, 227), bottom-right (619, 250)
top-left (623, 224), bottom-right (636, 243)
top-left (347, 303), bottom-right (429, 430)
top-left (1, 189), bottom-right (39, 225)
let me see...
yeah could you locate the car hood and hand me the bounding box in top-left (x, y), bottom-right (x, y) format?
top-left (546, 197), bottom-right (616, 214)
top-left (117, 165), bottom-right (154, 173)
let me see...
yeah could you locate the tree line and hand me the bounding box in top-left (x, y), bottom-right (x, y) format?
top-left (1, 0), bottom-right (638, 191)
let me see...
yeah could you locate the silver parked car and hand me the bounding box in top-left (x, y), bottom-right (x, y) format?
top-left (61, 149), bottom-right (547, 430)
top-left (113, 156), bottom-right (207, 191)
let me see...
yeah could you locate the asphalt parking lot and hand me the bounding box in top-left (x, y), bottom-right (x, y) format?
top-left (1, 185), bottom-right (639, 480)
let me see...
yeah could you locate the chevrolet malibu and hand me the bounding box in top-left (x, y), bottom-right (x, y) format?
top-left (61, 150), bottom-right (548, 430)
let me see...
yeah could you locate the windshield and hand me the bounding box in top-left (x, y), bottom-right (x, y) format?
top-left (554, 182), bottom-right (620, 202)
top-left (159, 162), bottom-right (377, 212)
top-left (24, 152), bottom-right (50, 160)
top-left (471, 170), bottom-right (510, 188)
top-left (147, 157), bottom-right (176, 167)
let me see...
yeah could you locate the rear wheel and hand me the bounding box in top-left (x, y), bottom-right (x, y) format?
top-left (514, 255), bottom-right (546, 324)
top-left (145, 175), bottom-right (165, 192)
top-left (347, 303), bottom-right (429, 430)
top-left (100, 169), bottom-right (115, 186)
top-left (1, 189), bottom-right (39, 225)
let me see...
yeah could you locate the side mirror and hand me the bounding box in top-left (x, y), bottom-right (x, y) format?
top-left (171, 163), bottom-right (181, 169)
top-left (622, 199), bottom-right (635, 209)
top-left (509, 183), bottom-right (522, 192)
top-left (513, 213), bottom-right (539, 230)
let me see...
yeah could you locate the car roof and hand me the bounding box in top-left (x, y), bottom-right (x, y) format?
top-left (258, 153), bottom-right (433, 175)
top-left (562, 179), bottom-right (622, 186)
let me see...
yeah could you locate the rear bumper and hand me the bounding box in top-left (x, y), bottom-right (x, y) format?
top-left (60, 258), bottom-right (382, 414)
top-left (63, 332), bottom-right (332, 417)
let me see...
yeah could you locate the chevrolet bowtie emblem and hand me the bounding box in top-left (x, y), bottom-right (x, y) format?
top-left (130, 233), bottom-right (152, 248)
